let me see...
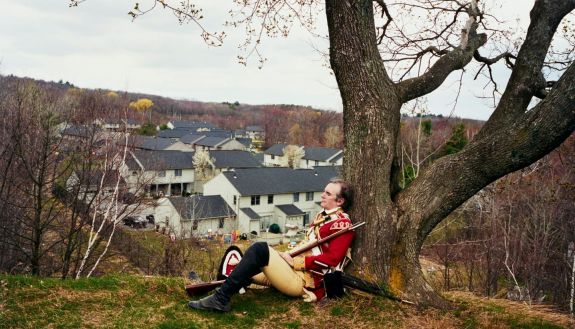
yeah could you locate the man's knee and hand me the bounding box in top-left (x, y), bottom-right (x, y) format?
top-left (244, 242), bottom-right (269, 267)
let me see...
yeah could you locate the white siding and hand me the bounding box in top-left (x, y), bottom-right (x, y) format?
top-left (263, 154), bottom-right (285, 167)
top-left (154, 197), bottom-right (185, 237)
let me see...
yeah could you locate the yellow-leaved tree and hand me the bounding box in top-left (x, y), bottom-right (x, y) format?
top-left (129, 98), bottom-right (154, 121)
top-left (129, 98), bottom-right (153, 112)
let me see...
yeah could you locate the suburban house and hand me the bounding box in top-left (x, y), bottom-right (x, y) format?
top-left (192, 150), bottom-right (262, 192)
top-left (263, 144), bottom-right (343, 168)
top-left (178, 134), bottom-right (246, 151)
top-left (299, 147), bottom-right (343, 168)
top-left (166, 120), bottom-right (217, 131)
top-left (122, 150), bottom-right (195, 196)
top-left (154, 195), bottom-right (236, 238)
top-left (203, 166), bottom-right (341, 234)
top-left (61, 124), bottom-right (100, 142)
top-left (66, 169), bottom-right (126, 200)
top-left (235, 137), bottom-right (254, 150)
top-left (209, 150), bottom-right (262, 174)
top-left (157, 129), bottom-right (195, 139)
top-left (194, 137), bottom-right (246, 151)
top-left (130, 135), bottom-right (189, 151)
top-left (96, 118), bottom-right (141, 132)
top-left (245, 125), bottom-right (265, 140)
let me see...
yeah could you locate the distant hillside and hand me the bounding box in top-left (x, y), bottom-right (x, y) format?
top-left (0, 74), bottom-right (483, 149)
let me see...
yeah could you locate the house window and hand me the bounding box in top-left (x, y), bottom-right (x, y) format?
top-left (306, 192), bottom-right (314, 201)
top-left (271, 155), bottom-right (275, 160)
top-left (293, 193), bottom-right (299, 202)
top-left (192, 220), bottom-right (198, 230)
top-left (219, 218), bottom-right (224, 229)
top-left (131, 171), bottom-right (138, 176)
top-left (175, 169), bottom-right (182, 176)
top-left (251, 195), bottom-right (260, 205)
top-left (315, 160), bottom-right (319, 166)
top-left (233, 195), bottom-right (237, 205)
top-left (158, 171), bottom-right (166, 177)
top-left (268, 195), bottom-right (274, 204)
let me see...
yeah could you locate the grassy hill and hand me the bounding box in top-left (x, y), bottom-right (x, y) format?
top-left (1, 274), bottom-right (572, 329)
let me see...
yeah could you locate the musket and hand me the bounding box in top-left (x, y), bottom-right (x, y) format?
top-left (185, 221), bottom-right (365, 296)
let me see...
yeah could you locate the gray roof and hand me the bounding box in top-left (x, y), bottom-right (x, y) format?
top-left (276, 204), bottom-right (305, 216)
top-left (240, 208), bottom-right (261, 219)
top-left (264, 143), bottom-right (288, 156)
top-left (209, 150), bottom-right (261, 169)
top-left (222, 166), bottom-right (341, 195)
top-left (168, 195), bottom-right (235, 220)
top-left (157, 129), bottom-right (194, 139)
top-left (264, 144), bottom-right (342, 162)
top-left (127, 150), bottom-right (194, 170)
top-left (131, 136), bottom-right (176, 151)
top-left (252, 153), bottom-right (264, 164)
top-left (196, 137), bottom-right (228, 147)
top-left (235, 138), bottom-right (252, 147)
top-left (169, 121), bottom-right (217, 130)
top-left (202, 130), bottom-right (234, 138)
top-left (125, 119), bottom-right (140, 125)
top-left (246, 125), bottom-right (264, 132)
top-left (73, 170), bottom-right (126, 187)
top-left (62, 124), bottom-right (99, 138)
top-left (303, 147), bottom-right (342, 161)
top-left (331, 152), bottom-right (344, 162)
top-left (180, 134), bottom-right (206, 144)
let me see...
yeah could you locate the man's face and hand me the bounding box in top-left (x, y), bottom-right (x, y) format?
top-left (321, 183), bottom-right (343, 210)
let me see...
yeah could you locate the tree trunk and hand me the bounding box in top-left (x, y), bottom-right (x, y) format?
top-left (326, 0), bottom-right (450, 306)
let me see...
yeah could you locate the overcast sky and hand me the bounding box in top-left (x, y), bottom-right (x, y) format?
top-left (0, 1), bottom-right (533, 120)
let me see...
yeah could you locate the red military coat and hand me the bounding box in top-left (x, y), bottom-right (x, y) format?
top-left (293, 207), bottom-right (354, 300)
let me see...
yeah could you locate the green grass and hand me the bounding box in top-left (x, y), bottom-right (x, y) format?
top-left (0, 274), bottom-right (571, 329)
top-left (506, 316), bottom-right (565, 329)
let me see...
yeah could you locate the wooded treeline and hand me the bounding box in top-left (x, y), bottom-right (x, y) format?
top-left (401, 114), bottom-right (575, 307)
top-left (423, 133), bottom-right (575, 305)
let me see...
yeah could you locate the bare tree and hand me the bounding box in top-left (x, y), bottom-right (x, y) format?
top-left (282, 144), bottom-right (305, 169)
top-left (193, 148), bottom-right (215, 181)
top-left (0, 81), bottom-right (70, 275)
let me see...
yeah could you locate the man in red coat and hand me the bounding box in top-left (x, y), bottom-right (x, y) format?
top-left (188, 178), bottom-right (355, 312)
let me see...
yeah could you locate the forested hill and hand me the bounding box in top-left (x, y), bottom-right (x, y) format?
top-left (0, 74), bottom-right (483, 148)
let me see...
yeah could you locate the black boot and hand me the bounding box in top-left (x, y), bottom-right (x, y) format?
top-left (187, 288), bottom-right (231, 312)
top-left (188, 242), bottom-right (270, 312)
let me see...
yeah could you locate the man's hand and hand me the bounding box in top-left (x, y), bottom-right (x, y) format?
top-left (279, 252), bottom-right (294, 267)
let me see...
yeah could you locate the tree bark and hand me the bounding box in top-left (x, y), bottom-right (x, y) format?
top-left (327, 0), bottom-right (401, 287)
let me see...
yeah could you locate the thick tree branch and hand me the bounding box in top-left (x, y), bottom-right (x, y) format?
top-left (396, 22), bottom-right (486, 102)
top-left (396, 60), bottom-right (575, 245)
top-left (477, 0), bottom-right (575, 137)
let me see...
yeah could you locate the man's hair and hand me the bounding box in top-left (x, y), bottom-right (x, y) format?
top-left (329, 178), bottom-right (354, 211)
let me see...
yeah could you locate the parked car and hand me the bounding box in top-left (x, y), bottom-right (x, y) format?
top-left (123, 216), bottom-right (147, 228)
